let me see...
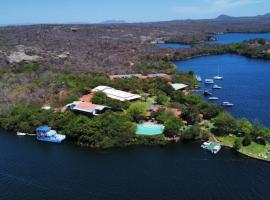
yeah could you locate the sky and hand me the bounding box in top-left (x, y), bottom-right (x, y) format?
top-left (1, 0), bottom-right (270, 25)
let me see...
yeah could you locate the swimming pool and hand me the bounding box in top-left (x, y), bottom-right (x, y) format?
top-left (136, 124), bottom-right (164, 136)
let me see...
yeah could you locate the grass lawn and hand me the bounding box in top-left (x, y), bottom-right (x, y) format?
top-left (240, 142), bottom-right (267, 156)
top-left (217, 135), bottom-right (237, 147)
top-left (217, 134), bottom-right (270, 161)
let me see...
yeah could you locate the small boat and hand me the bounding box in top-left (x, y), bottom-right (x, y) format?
top-left (201, 142), bottom-right (221, 154)
top-left (213, 75), bottom-right (223, 80)
top-left (201, 141), bottom-right (211, 149)
top-left (204, 90), bottom-right (212, 96)
top-left (205, 79), bottom-right (214, 84)
top-left (213, 65), bottom-right (223, 80)
top-left (208, 97), bottom-right (219, 100)
top-left (212, 84), bottom-right (222, 89)
top-left (195, 75), bottom-right (202, 82)
top-left (17, 132), bottom-right (27, 136)
top-left (36, 126), bottom-right (66, 143)
top-left (222, 102), bottom-right (234, 107)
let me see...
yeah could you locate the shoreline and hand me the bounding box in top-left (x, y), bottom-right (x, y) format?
top-left (217, 139), bottom-right (270, 162)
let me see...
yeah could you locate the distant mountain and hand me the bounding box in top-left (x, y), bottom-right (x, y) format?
top-left (100, 20), bottom-right (127, 24)
top-left (257, 13), bottom-right (270, 18)
top-left (215, 13), bottom-right (270, 21)
top-left (215, 14), bottom-right (235, 20)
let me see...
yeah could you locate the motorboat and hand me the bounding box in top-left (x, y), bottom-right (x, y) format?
top-left (222, 102), bottom-right (234, 107)
top-left (36, 126), bottom-right (66, 143)
top-left (204, 90), bottom-right (212, 96)
top-left (212, 84), bottom-right (222, 89)
top-left (201, 142), bottom-right (221, 154)
top-left (205, 79), bottom-right (214, 84)
top-left (17, 132), bottom-right (27, 136)
top-left (208, 97), bottom-right (219, 100)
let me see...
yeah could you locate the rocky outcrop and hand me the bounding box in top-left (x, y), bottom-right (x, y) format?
top-left (7, 45), bottom-right (41, 63)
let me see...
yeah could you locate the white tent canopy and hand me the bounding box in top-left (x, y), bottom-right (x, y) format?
top-left (93, 86), bottom-right (141, 101)
top-left (170, 83), bottom-right (188, 90)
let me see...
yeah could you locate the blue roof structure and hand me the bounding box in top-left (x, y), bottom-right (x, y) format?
top-left (36, 126), bottom-right (50, 133)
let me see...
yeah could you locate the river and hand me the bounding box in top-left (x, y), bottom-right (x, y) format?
top-left (1, 131), bottom-right (270, 200)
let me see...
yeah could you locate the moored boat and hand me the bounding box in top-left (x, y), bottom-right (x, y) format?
top-left (201, 141), bottom-right (221, 154)
top-left (213, 66), bottom-right (223, 80)
top-left (195, 75), bottom-right (202, 82)
top-left (212, 84), bottom-right (222, 89)
top-left (208, 97), bottom-right (219, 100)
top-left (222, 102), bottom-right (234, 107)
top-left (213, 75), bottom-right (223, 80)
top-left (205, 79), bottom-right (214, 84)
top-left (36, 126), bottom-right (66, 143)
top-left (204, 90), bottom-right (212, 96)
top-left (17, 132), bottom-right (27, 136)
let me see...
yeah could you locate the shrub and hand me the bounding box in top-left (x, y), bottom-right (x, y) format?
top-left (234, 138), bottom-right (242, 150)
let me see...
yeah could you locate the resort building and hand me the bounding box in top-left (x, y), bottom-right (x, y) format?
top-left (109, 73), bottom-right (171, 80)
top-left (79, 92), bottom-right (94, 103)
top-left (92, 86), bottom-right (141, 101)
top-left (109, 74), bottom-right (142, 80)
top-left (147, 73), bottom-right (171, 80)
top-left (66, 101), bottom-right (110, 116)
top-left (170, 83), bottom-right (188, 91)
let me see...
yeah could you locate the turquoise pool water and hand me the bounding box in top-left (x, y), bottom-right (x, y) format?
top-left (136, 124), bottom-right (164, 135)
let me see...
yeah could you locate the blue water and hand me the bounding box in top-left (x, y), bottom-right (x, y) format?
top-left (136, 124), bottom-right (164, 135)
top-left (1, 131), bottom-right (270, 200)
top-left (156, 43), bottom-right (191, 49)
top-left (209, 33), bottom-right (270, 44)
top-left (175, 54), bottom-right (270, 127)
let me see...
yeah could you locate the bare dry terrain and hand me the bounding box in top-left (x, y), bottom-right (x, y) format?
top-left (0, 14), bottom-right (270, 109)
top-left (1, 14), bottom-right (270, 74)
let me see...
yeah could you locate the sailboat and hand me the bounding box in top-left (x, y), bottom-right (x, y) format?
top-left (213, 65), bottom-right (223, 80)
top-left (195, 75), bottom-right (202, 82)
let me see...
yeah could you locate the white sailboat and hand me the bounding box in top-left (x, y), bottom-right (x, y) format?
top-left (213, 65), bottom-right (223, 80)
top-left (195, 75), bottom-right (202, 82)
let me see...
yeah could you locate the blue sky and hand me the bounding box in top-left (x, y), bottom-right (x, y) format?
top-left (1, 0), bottom-right (270, 25)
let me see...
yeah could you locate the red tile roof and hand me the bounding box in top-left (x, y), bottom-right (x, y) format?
top-left (80, 93), bottom-right (94, 102)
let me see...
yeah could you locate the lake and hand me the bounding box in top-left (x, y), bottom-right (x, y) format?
top-left (209, 33), bottom-right (270, 44)
top-left (175, 54), bottom-right (270, 127)
top-left (1, 131), bottom-right (270, 200)
top-left (156, 43), bottom-right (191, 49)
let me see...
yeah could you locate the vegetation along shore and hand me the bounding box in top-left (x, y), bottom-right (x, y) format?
top-left (1, 14), bottom-right (270, 161)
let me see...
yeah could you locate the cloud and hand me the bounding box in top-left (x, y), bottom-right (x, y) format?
top-left (172, 0), bottom-right (267, 16)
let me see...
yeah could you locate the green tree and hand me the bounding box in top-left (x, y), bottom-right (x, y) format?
top-left (181, 125), bottom-right (201, 140)
top-left (213, 112), bottom-right (237, 134)
top-left (155, 92), bottom-right (170, 105)
top-left (127, 103), bottom-right (147, 122)
top-left (164, 116), bottom-right (183, 137)
top-left (237, 118), bottom-right (253, 135)
top-left (242, 133), bottom-right (252, 146)
top-left (234, 138), bottom-right (242, 150)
